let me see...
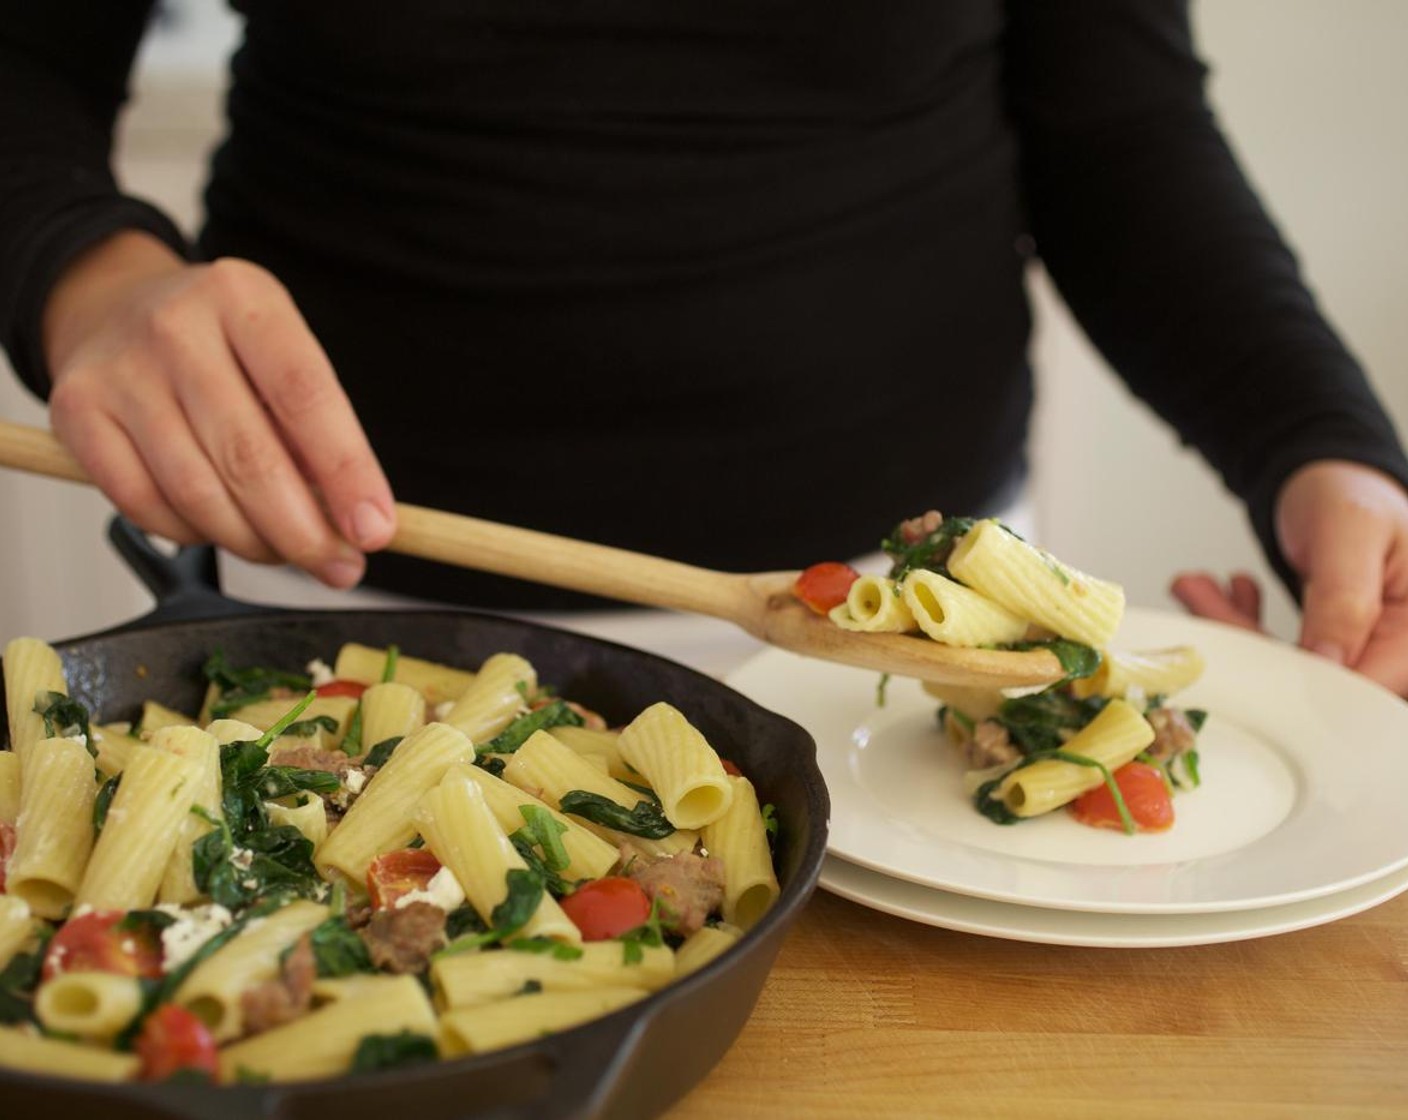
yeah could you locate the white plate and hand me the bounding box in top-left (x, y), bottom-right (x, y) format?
top-left (725, 608), bottom-right (1408, 914)
top-left (819, 853), bottom-right (1408, 948)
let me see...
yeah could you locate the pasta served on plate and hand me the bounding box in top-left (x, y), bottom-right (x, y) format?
top-left (795, 511), bottom-right (1209, 834)
top-left (0, 636), bottom-right (780, 1085)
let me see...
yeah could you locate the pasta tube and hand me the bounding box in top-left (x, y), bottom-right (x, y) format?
top-left (415, 768), bottom-right (580, 944)
top-left (549, 725), bottom-right (632, 781)
top-left (948, 518), bottom-right (1125, 648)
top-left (0, 1026), bottom-right (140, 1082)
top-left (1070, 645), bottom-right (1206, 701)
top-left (266, 796), bottom-right (329, 848)
top-left (920, 682), bottom-right (1007, 724)
top-left (356, 681), bottom-right (427, 756)
top-left (616, 703), bottom-right (732, 830)
top-left (995, 698), bottom-right (1155, 818)
top-left (150, 724), bottom-right (222, 906)
top-left (35, 972), bottom-right (144, 1040)
top-left (175, 899), bottom-right (329, 1041)
top-left (0, 750), bottom-right (18, 824)
top-left (216, 974), bottom-right (437, 1082)
top-left (93, 727), bottom-right (141, 778)
top-left (440, 987), bottom-right (647, 1057)
top-left (900, 568), bottom-right (1030, 647)
top-left (0, 896), bottom-right (38, 970)
top-left (332, 643), bottom-right (476, 707)
top-left (503, 731), bottom-right (697, 858)
top-left (441, 653), bottom-right (536, 744)
top-left (3, 636), bottom-right (69, 766)
top-left (138, 700), bottom-right (197, 736)
top-left (460, 764), bottom-right (619, 883)
top-left (432, 940), bottom-right (674, 1009)
top-left (224, 695), bottom-right (358, 750)
top-left (674, 924), bottom-right (742, 978)
top-left (701, 775), bottom-right (780, 930)
top-left (314, 722), bottom-right (474, 886)
top-left (827, 575), bottom-right (918, 633)
top-left (7, 736), bottom-right (98, 919)
top-left (74, 745), bottom-right (203, 912)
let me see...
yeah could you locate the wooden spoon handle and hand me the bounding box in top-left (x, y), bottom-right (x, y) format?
top-left (0, 419), bottom-right (758, 622)
top-left (0, 419), bottom-right (87, 484)
top-left (390, 505), bottom-right (758, 620)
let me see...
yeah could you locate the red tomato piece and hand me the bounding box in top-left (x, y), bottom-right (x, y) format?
top-left (135, 1003), bottom-right (219, 1083)
top-left (0, 820), bottom-right (15, 892)
top-left (43, 910), bottom-right (165, 981)
top-left (560, 877), bottom-right (652, 941)
top-left (1070, 762), bottom-right (1174, 833)
top-left (793, 562), bottom-right (861, 615)
top-left (366, 848), bottom-right (443, 910)
top-left (315, 679), bottom-right (368, 698)
top-left (719, 758), bottom-right (743, 778)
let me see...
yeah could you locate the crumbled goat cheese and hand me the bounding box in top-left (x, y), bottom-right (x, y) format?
top-left (343, 768), bottom-right (367, 795)
top-left (393, 865), bottom-right (466, 912)
top-left (306, 658), bottom-right (335, 687)
top-left (157, 903), bottom-right (234, 969)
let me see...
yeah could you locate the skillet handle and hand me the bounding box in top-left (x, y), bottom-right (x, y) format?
top-left (106, 516), bottom-right (264, 625)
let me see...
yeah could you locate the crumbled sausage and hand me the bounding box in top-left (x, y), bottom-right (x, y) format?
top-left (623, 851), bottom-right (726, 936)
top-left (897, 510), bottom-right (944, 546)
top-left (240, 933), bottom-right (315, 1036)
top-left (967, 719), bottom-right (1022, 770)
top-left (1145, 707), bottom-right (1197, 761)
top-left (359, 901), bottom-right (446, 973)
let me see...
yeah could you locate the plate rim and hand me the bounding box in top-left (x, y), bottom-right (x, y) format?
top-left (818, 852), bottom-right (1408, 948)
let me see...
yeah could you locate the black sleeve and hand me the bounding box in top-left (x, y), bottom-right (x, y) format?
top-left (1003, 0), bottom-right (1408, 595)
top-left (0, 1), bottom-right (192, 398)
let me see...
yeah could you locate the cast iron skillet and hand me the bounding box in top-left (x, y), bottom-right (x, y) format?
top-left (0, 521), bottom-right (830, 1120)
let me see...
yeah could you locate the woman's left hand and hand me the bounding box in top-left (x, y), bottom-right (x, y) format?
top-left (1171, 460), bottom-right (1408, 698)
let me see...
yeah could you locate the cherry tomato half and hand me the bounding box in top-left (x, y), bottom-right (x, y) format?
top-left (366, 848), bottom-right (443, 910)
top-left (560, 877), bottom-right (652, 941)
top-left (1070, 762), bottom-right (1174, 833)
top-left (43, 909), bottom-right (165, 981)
top-left (793, 562), bottom-right (861, 615)
top-left (315, 679), bottom-right (368, 699)
top-left (135, 1003), bottom-right (219, 1083)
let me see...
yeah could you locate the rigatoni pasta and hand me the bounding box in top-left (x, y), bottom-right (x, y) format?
top-left (7, 736), bottom-right (98, 919)
top-left (3, 636), bottom-right (69, 766)
top-left (701, 776), bottom-right (780, 929)
top-left (616, 702), bottom-right (733, 830)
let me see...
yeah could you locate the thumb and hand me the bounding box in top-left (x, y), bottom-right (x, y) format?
top-left (1295, 530), bottom-right (1385, 667)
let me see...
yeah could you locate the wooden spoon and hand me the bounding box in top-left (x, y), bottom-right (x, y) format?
top-left (0, 419), bottom-right (1065, 689)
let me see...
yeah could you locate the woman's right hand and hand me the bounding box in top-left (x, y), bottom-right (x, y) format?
top-left (41, 230), bottom-right (396, 588)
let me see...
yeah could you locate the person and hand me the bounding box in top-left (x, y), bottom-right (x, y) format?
top-left (2, 2), bottom-right (1406, 692)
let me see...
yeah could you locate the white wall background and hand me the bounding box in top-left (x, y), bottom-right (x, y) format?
top-left (1, 1), bottom-right (1405, 645)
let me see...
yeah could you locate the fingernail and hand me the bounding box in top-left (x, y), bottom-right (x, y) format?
top-left (321, 556), bottom-right (364, 590)
top-left (1309, 640), bottom-right (1345, 665)
top-left (351, 501), bottom-right (393, 549)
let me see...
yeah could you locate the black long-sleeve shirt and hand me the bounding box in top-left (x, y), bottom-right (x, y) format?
top-left (2, 1), bottom-right (1404, 608)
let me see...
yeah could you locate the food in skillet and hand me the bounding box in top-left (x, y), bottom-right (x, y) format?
top-left (796, 511), bottom-right (1208, 834)
top-left (0, 637), bottom-right (780, 1084)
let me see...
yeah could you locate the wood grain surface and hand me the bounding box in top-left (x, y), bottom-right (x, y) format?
top-left (666, 888), bottom-right (1408, 1119)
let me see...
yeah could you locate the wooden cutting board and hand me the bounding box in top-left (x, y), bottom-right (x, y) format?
top-left (666, 888), bottom-right (1408, 1118)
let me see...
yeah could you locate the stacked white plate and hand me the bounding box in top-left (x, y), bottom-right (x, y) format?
top-left (724, 608), bottom-right (1408, 948)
